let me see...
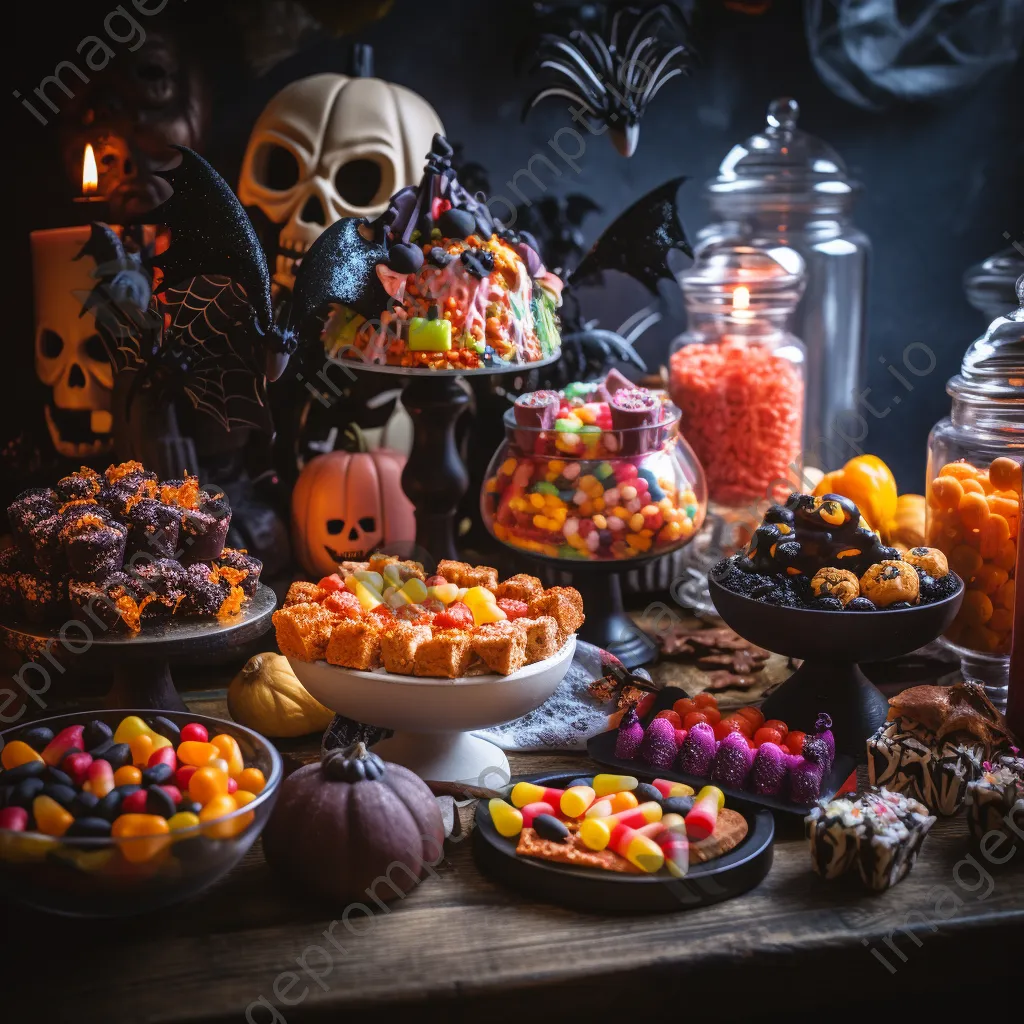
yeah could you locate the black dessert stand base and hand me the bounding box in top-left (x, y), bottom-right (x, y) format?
top-left (520, 554), bottom-right (662, 669)
top-left (708, 577), bottom-right (965, 762)
top-left (0, 585), bottom-right (277, 712)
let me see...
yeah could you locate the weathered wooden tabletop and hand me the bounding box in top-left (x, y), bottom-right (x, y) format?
top-left (4, 661), bottom-right (1021, 1021)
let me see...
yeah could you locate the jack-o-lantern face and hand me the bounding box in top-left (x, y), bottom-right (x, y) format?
top-left (290, 442), bottom-right (416, 577)
top-left (238, 74), bottom-right (444, 293)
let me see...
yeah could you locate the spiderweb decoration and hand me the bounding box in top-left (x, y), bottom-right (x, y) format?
top-left (524, 2), bottom-right (695, 156)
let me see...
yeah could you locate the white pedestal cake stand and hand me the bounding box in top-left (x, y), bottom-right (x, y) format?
top-left (290, 636), bottom-right (576, 785)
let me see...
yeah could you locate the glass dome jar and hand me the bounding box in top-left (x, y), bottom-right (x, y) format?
top-left (481, 400), bottom-right (706, 564)
top-left (926, 274), bottom-right (1024, 706)
top-left (698, 97), bottom-right (869, 474)
top-left (669, 242), bottom-right (806, 557)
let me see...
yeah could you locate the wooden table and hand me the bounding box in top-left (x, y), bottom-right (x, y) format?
top-left (4, 683), bottom-right (1022, 1021)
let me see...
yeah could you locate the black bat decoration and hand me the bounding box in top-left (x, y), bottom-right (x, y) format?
top-left (570, 176), bottom-right (691, 296)
top-left (524, 2), bottom-right (695, 156)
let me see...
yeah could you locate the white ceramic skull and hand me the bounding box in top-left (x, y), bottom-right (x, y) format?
top-left (30, 227), bottom-right (115, 458)
top-left (238, 74), bottom-right (444, 292)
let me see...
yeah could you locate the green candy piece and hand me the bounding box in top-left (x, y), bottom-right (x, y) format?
top-left (686, 504), bottom-right (698, 518)
top-left (554, 418), bottom-right (581, 432)
top-left (532, 481), bottom-right (559, 495)
top-left (408, 317), bottom-right (452, 352)
top-left (580, 424), bottom-right (602, 435)
top-left (558, 544), bottom-right (583, 558)
top-left (564, 381), bottom-right (597, 399)
top-left (596, 462), bottom-right (615, 479)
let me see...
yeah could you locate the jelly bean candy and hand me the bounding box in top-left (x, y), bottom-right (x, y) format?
top-left (606, 823), bottom-right (664, 872)
top-left (85, 759), bottom-right (114, 798)
top-left (488, 798), bottom-right (524, 838)
top-left (211, 734), bottom-right (245, 778)
top-left (560, 785), bottom-right (596, 818)
top-left (147, 716), bottom-right (181, 748)
top-left (113, 716), bottom-right (151, 744)
top-left (592, 774), bottom-right (639, 797)
top-left (130, 733), bottom-right (157, 767)
top-left (113, 765), bottom-right (142, 787)
top-left (146, 787), bottom-right (177, 819)
top-left (651, 778), bottom-right (694, 799)
top-left (579, 802), bottom-right (663, 850)
top-left (510, 782), bottom-right (564, 809)
top-left (199, 794), bottom-right (241, 838)
top-left (685, 785), bottom-right (724, 841)
top-left (62, 751), bottom-right (93, 786)
top-left (112, 813), bottom-right (171, 863)
top-left (210, 757), bottom-right (230, 775)
top-left (180, 723), bottom-right (209, 744)
top-left (236, 767), bottom-right (266, 795)
top-left (533, 814), bottom-right (570, 842)
top-left (22, 725), bottom-right (55, 751)
top-left (167, 811), bottom-right (200, 833)
top-left (605, 791), bottom-right (639, 814)
top-left (121, 789), bottom-right (149, 814)
top-left (41, 725), bottom-right (84, 767)
top-left (148, 746), bottom-right (177, 771)
top-left (0, 806), bottom-right (29, 831)
top-left (520, 801), bottom-right (556, 828)
top-left (33, 794), bottom-right (74, 836)
top-left (177, 741), bottom-right (219, 767)
top-left (189, 765), bottom-right (230, 805)
top-left (2, 740), bottom-right (43, 769)
top-left (176, 764), bottom-right (198, 789)
top-left (463, 586), bottom-right (507, 625)
top-left (426, 583), bottom-right (460, 605)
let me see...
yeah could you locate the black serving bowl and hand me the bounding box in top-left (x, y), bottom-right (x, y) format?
top-left (708, 575), bottom-right (964, 761)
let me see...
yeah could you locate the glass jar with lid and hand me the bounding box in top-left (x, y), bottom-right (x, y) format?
top-left (698, 97), bottom-right (868, 474)
top-left (669, 242), bottom-right (806, 558)
top-left (926, 274), bottom-right (1024, 707)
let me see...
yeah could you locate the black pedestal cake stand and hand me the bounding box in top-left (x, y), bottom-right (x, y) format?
top-left (1, 584), bottom-right (277, 712)
top-left (353, 358), bottom-right (559, 564)
top-left (708, 576), bottom-right (965, 760)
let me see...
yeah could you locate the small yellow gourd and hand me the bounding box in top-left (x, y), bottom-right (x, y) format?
top-left (227, 653), bottom-right (335, 737)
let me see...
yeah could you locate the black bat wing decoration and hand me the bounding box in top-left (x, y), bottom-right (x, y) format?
top-left (288, 216), bottom-right (390, 339)
top-left (570, 176), bottom-right (691, 296)
top-left (149, 147), bottom-right (275, 333)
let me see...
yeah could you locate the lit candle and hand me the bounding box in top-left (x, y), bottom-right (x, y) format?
top-left (73, 143), bottom-right (109, 217)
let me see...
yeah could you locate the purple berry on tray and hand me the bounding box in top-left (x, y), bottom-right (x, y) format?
top-left (749, 741), bottom-right (788, 796)
top-left (639, 717), bottom-right (680, 769)
top-left (675, 721), bottom-right (718, 777)
top-left (615, 707), bottom-right (645, 760)
top-left (813, 712), bottom-right (836, 766)
top-left (711, 730), bottom-right (754, 787)
top-left (788, 755), bottom-right (825, 805)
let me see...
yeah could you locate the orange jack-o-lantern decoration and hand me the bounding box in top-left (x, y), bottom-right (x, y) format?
top-left (290, 425), bottom-right (415, 576)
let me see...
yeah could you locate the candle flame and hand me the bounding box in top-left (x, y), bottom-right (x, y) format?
top-left (82, 144), bottom-right (98, 195)
top-left (732, 285), bottom-right (750, 311)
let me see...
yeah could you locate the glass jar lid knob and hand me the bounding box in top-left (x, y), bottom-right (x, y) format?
top-left (766, 97), bottom-right (800, 131)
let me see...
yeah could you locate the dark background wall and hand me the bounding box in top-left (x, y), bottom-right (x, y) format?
top-left (7, 0), bottom-right (1023, 493)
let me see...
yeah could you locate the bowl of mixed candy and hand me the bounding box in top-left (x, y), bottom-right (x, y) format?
top-left (481, 373), bottom-right (707, 563)
top-left (0, 710), bottom-right (281, 916)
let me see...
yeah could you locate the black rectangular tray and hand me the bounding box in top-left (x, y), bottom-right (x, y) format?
top-left (586, 686), bottom-right (856, 817)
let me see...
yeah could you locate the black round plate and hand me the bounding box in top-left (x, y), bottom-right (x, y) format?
top-left (473, 771), bottom-right (774, 914)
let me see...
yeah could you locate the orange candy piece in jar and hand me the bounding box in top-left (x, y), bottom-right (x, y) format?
top-left (112, 813), bottom-right (171, 863)
top-left (200, 794), bottom-right (247, 838)
top-left (927, 457), bottom-right (1020, 656)
top-left (189, 765), bottom-right (230, 805)
top-left (210, 734), bottom-right (245, 778)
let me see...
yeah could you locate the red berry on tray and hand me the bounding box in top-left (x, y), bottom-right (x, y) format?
top-left (682, 711), bottom-right (708, 730)
top-left (754, 726), bottom-right (783, 747)
top-left (700, 706), bottom-right (722, 726)
top-left (655, 709), bottom-right (683, 729)
top-left (763, 719), bottom-right (789, 740)
top-left (635, 692), bottom-right (656, 719)
top-left (693, 693), bottom-right (719, 709)
top-left (733, 706), bottom-right (765, 729)
top-left (673, 697), bottom-right (698, 718)
top-left (497, 598), bottom-right (530, 619)
top-left (785, 731), bottom-right (807, 756)
top-left (719, 716), bottom-right (751, 738)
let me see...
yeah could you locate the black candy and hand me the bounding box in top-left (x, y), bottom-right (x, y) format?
top-left (532, 814), bottom-right (569, 842)
top-left (69, 791), bottom-right (100, 818)
top-left (808, 596), bottom-right (844, 611)
top-left (42, 783), bottom-right (77, 808)
top-left (0, 760), bottom-right (46, 786)
top-left (847, 597), bottom-right (877, 611)
top-left (65, 817), bottom-right (112, 838)
top-left (177, 799), bottom-right (202, 815)
top-left (95, 784), bottom-right (140, 821)
top-left (145, 786), bottom-right (176, 818)
top-left (11, 777), bottom-right (45, 808)
top-left (148, 716), bottom-right (181, 747)
top-left (142, 763), bottom-right (173, 786)
top-left (104, 743), bottom-right (133, 770)
top-left (662, 796), bottom-right (695, 817)
top-left (88, 738), bottom-right (115, 760)
top-left (388, 241), bottom-right (424, 274)
top-left (567, 777), bottom-right (593, 789)
top-left (21, 725), bottom-right (55, 751)
top-left (437, 206), bottom-right (476, 239)
top-left (83, 720), bottom-right (113, 750)
top-left (635, 783), bottom-right (663, 804)
top-left (45, 766), bottom-right (74, 787)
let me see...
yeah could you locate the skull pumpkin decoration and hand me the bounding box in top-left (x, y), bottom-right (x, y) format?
top-left (290, 427), bottom-right (416, 577)
top-left (29, 228), bottom-right (114, 459)
top-left (238, 73), bottom-right (444, 292)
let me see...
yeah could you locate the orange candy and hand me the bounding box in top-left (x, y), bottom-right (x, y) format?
top-left (189, 765), bottom-right (230, 805)
top-left (235, 767), bottom-right (266, 795)
top-left (211, 734), bottom-right (244, 778)
top-left (112, 813), bottom-right (171, 863)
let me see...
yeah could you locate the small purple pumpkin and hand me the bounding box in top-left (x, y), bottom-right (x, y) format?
top-left (263, 741), bottom-right (444, 904)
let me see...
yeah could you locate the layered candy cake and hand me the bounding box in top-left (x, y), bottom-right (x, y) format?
top-left (3, 463), bottom-right (261, 630)
top-left (966, 755), bottom-right (1024, 848)
top-left (273, 554), bottom-right (584, 678)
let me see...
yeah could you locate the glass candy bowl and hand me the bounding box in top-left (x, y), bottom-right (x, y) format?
top-left (482, 403), bottom-right (706, 564)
